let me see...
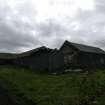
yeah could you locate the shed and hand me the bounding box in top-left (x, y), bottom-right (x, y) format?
top-left (13, 46), bottom-right (53, 72)
top-left (59, 40), bottom-right (105, 69)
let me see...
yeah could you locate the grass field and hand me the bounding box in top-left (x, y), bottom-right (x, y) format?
top-left (0, 65), bottom-right (105, 105)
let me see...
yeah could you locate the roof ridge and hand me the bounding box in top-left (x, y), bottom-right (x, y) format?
top-left (64, 40), bottom-right (105, 54)
top-left (66, 40), bottom-right (98, 49)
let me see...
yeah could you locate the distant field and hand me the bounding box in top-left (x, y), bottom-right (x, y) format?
top-left (0, 65), bottom-right (105, 105)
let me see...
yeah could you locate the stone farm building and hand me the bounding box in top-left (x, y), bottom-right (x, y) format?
top-left (0, 40), bottom-right (105, 72)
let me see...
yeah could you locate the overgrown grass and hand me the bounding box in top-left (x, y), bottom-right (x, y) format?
top-left (0, 65), bottom-right (105, 105)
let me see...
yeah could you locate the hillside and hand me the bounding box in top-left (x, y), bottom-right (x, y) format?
top-left (0, 66), bottom-right (105, 105)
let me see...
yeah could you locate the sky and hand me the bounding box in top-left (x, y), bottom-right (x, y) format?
top-left (0, 0), bottom-right (105, 53)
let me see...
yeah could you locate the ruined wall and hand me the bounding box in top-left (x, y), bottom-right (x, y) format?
top-left (49, 51), bottom-right (64, 72)
top-left (13, 52), bottom-right (50, 72)
top-left (77, 52), bottom-right (105, 68)
top-left (60, 44), bottom-right (79, 69)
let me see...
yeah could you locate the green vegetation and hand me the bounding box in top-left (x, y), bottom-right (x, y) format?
top-left (0, 66), bottom-right (105, 105)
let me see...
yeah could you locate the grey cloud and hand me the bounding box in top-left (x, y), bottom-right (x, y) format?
top-left (36, 20), bottom-right (67, 37)
top-left (0, 0), bottom-right (42, 52)
top-left (69, 3), bottom-right (105, 48)
top-left (0, 19), bottom-right (42, 53)
top-left (0, 0), bottom-right (105, 53)
top-left (34, 20), bottom-right (70, 48)
top-left (95, 0), bottom-right (105, 13)
top-left (31, 6), bottom-right (105, 49)
top-left (92, 37), bottom-right (105, 50)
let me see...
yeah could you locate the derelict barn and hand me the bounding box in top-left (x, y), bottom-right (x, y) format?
top-left (0, 46), bottom-right (64, 72)
top-left (0, 40), bottom-right (105, 72)
top-left (48, 50), bottom-right (64, 72)
top-left (13, 46), bottom-right (53, 72)
top-left (60, 41), bottom-right (105, 70)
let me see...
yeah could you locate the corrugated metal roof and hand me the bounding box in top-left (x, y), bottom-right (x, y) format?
top-left (19, 46), bottom-right (53, 57)
top-left (0, 46), bottom-right (53, 59)
top-left (65, 41), bottom-right (105, 54)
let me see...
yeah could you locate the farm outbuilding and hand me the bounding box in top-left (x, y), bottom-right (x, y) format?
top-left (60, 40), bottom-right (105, 70)
top-left (49, 49), bottom-right (64, 72)
top-left (13, 46), bottom-right (53, 72)
top-left (0, 40), bottom-right (105, 72)
top-left (0, 46), bottom-right (63, 72)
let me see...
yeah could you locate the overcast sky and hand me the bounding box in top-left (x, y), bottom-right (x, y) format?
top-left (0, 0), bottom-right (105, 53)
